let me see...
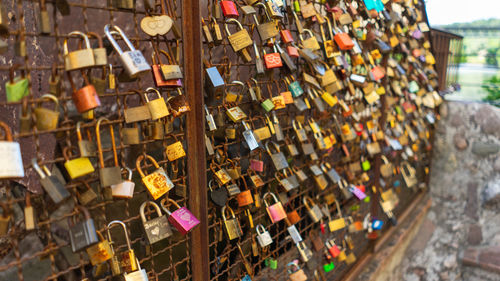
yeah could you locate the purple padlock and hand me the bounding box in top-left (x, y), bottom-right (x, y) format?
top-left (161, 198), bottom-right (200, 235)
top-left (349, 185), bottom-right (367, 200)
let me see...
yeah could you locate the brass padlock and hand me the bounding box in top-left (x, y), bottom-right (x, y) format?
top-left (107, 220), bottom-right (138, 274)
top-left (39, 0), bottom-right (51, 34)
top-left (86, 231), bottom-right (113, 265)
top-left (225, 18), bottom-right (253, 58)
top-left (124, 90), bottom-right (152, 123)
top-left (136, 154), bottom-right (174, 200)
top-left (64, 31), bottom-right (95, 70)
top-left (222, 205), bottom-right (243, 240)
top-left (96, 118), bottom-right (122, 187)
top-left (34, 94), bottom-right (60, 131)
top-left (0, 203), bottom-right (11, 235)
top-left (87, 31), bottom-right (108, 66)
top-left (144, 87), bottom-right (169, 120)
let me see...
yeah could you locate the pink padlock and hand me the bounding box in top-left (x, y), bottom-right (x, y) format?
top-left (250, 159), bottom-right (264, 172)
top-left (350, 185), bottom-right (367, 200)
top-left (263, 192), bottom-right (287, 223)
top-left (161, 198), bottom-right (200, 235)
top-left (287, 46), bottom-right (300, 58)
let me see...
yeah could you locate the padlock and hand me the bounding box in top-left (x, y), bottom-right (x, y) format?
top-left (220, 205), bottom-right (243, 240)
top-left (86, 230), bottom-right (113, 265)
top-left (32, 158), bottom-right (69, 203)
top-left (76, 180), bottom-right (98, 205)
top-left (263, 192), bottom-right (286, 223)
top-left (256, 223), bottom-right (273, 247)
top-left (111, 167), bottom-right (135, 199)
top-left (285, 75), bottom-right (304, 97)
top-left (38, 0), bottom-right (51, 34)
top-left (140, 201), bottom-right (173, 244)
top-left (76, 121), bottom-right (97, 157)
top-left (112, 0), bottom-right (135, 9)
top-left (288, 262), bottom-right (308, 281)
top-left (123, 257), bottom-right (148, 281)
top-left (24, 192), bottom-right (36, 231)
top-left (253, 3), bottom-right (279, 41)
top-left (144, 87), bottom-right (169, 120)
top-left (303, 196), bottom-right (323, 223)
top-left (82, 32), bottom-right (106, 67)
top-left (136, 154), bottom-right (174, 200)
top-left (68, 71), bottom-right (101, 113)
top-left (300, 29), bottom-right (320, 51)
top-left (220, 0), bottom-right (239, 17)
top-left (107, 220), bottom-right (137, 274)
top-left (151, 48), bottom-right (183, 88)
top-left (276, 169), bottom-right (299, 191)
top-left (235, 175), bottom-right (253, 207)
top-left (380, 156), bottom-right (393, 178)
top-left (123, 90), bottom-right (152, 123)
top-left (0, 203), bottom-right (11, 235)
top-left (63, 31), bottom-right (95, 70)
top-left (165, 135), bottom-right (186, 161)
top-left (361, 157), bottom-right (371, 171)
top-left (209, 179), bottom-right (228, 207)
top-left (225, 18), bottom-right (253, 59)
top-left (333, 25), bottom-right (354, 50)
top-left (326, 240), bottom-right (341, 258)
top-left (263, 44), bottom-right (283, 69)
top-left (329, 200), bottom-right (346, 232)
top-left (226, 104), bottom-right (247, 122)
top-left (63, 145), bottom-right (94, 179)
top-left (68, 205), bottom-right (98, 252)
top-left (297, 241), bottom-right (313, 262)
top-left (0, 122), bottom-right (24, 178)
top-left (401, 161), bottom-right (418, 188)
top-left (167, 88), bottom-right (191, 117)
top-left (205, 105), bottom-right (217, 131)
top-left (5, 64), bottom-right (30, 103)
top-left (161, 198), bottom-right (200, 235)
top-left (104, 24), bottom-right (150, 78)
top-left (96, 118), bottom-right (122, 187)
top-left (266, 141), bottom-right (288, 171)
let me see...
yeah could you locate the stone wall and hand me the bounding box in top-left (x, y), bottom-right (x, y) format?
top-left (397, 101), bottom-right (500, 281)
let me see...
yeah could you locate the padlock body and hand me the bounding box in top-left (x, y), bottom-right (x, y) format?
top-left (142, 168), bottom-right (173, 200)
top-left (86, 240), bottom-right (113, 265)
top-left (73, 84), bottom-right (101, 113)
top-left (257, 22), bottom-right (278, 41)
top-left (266, 202), bottom-right (287, 223)
top-left (64, 157), bottom-right (95, 179)
top-left (236, 190), bottom-right (253, 207)
top-left (147, 97), bottom-right (169, 120)
top-left (169, 207), bottom-right (200, 235)
top-left (120, 50), bottom-right (151, 78)
top-left (6, 77), bottom-right (29, 102)
top-left (64, 49), bottom-right (95, 71)
top-left (0, 141), bottom-right (25, 178)
top-left (69, 218), bottom-right (98, 252)
top-left (220, 1), bottom-right (239, 18)
top-left (264, 52), bottom-right (283, 69)
top-left (111, 180), bottom-right (135, 198)
top-left (143, 215), bottom-right (172, 244)
top-left (124, 269), bottom-right (148, 281)
top-left (124, 105), bottom-right (152, 123)
top-left (93, 47), bottom-right (107, 66)
top-left (152, 64), bottom-right (183, 88)
top-left (40, 175), bottom-right (70, 203)
top-left (224, 218), bottom-right (243, 240)
top-left (99, 166), bottom-right (123, 187)
top-left (257, 231), bottom-right (273, 247)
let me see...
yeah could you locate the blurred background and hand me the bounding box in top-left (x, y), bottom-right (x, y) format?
top-left (425, 0), bottom-right (500, 103)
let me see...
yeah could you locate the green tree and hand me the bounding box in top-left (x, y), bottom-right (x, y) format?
top-left (486, 48), bottom-right (499, 66)
top-left (482, 76), bottom-right (500, 102)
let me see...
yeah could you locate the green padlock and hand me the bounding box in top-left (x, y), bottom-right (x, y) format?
top-left (323, 262), bottom-right (335, 272)
top-left (287, 76), bottom-right (304, 97)
top-left (362, 158), bottom-right (371, 171)
top-left (265, 258), bottom-right (278, 269)
top-left (261, 99), bottom-right (275, 112)
top-left (6, 64), bottom-right (29, 102)
top-left (293, 0), bottom-right (300, 12)
top-left (409, 81), bottom-right (419, 93)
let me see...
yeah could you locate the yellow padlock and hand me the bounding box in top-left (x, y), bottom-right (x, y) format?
top-left (63, 146), bottom-right (95, 179)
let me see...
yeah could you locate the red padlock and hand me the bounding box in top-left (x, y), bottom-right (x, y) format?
top-left (326, 240), bottom-right (341, 258)
top-left (263, 45), bottom-right (282, 69)
top-left (280, 29), bottom-right (294, 44)
top-left (68, 71), bottom-right (101, 113)
top-left (287, 45), bottom-right (300, 58)
top-left (151, 49), bottom-right (182, 88)
top-left (220, 1), bottom-right (239, 18)
top-left (371, 66), bottom-right (385, 80)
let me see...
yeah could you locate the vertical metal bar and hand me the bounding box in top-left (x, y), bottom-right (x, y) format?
top-left (182, 0), bottom-right (209, 280)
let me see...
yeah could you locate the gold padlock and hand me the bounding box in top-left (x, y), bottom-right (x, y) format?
top-left (144, 87), bottom-right (169, 120)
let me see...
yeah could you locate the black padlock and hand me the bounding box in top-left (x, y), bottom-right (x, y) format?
top-left (32, 158), bottom-right (70, 204)
top-left (68, 205), bottom-right (98, 252)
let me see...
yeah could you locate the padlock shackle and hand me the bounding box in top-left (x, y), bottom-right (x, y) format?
top-left (221, 205), bottom-right (236, 221)
top-left (255, 223), bottom-right (266, 235)
top-left (135, 154), bottom-right (161, 178)
top-left (38, 94), bottom-right (60, 111)
top-left (31, 158), bottom-right (47, 179)
top-left (0, 121), bottom-right (13, 141)
top-left (107, 220), bottom-right (133, 250)
top-left (302, 196), bottom-right (316, 210)
top-left (104, 24), bottom-right (136, 56)
top-left (159, 198), bottom-right (181, 215)
top-left (262, 192), bottom-right (279, 207)
top-left (140, 201), bottom-right (163, 223)
top-left (264, 141), bottom-right (280, 155)
top-left (64, 31), bottom-right (92, 55)
top-left (96, 117), bottom-right (119, 169)
top-left (143, 87), bottom-right (162, 103)
top-left (8, 64), bottom-right (24, 83)
top-left (224, 18), bottom-right (244, 35)
top-left (63, 146), bottom-right (78, 161)
top-left (124, 166), bottom-right (133, 180)
top-left (86, 31), bottom-right (104, 48)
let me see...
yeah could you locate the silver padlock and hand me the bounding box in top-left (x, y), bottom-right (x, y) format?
top-left (256, 224), bottom-right (273, 247)
top-left (110, 167), bottom-right (135, 199)
top-left (0, 122), bottom-right (24, 178)
top-left (104, 24), bottom-right (150, 78)
top-left (140, 201), bottom-right (173, 244)
top-left (287, 224), bottom-right (302, 244)
top-left (303, 196), bottom-right (323, 223)
top-left (297, 241), bottom-right (313, 262)
top-left (242, 121), bottom-right (259, 151)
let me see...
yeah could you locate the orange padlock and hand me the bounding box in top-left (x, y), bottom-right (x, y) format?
top-left (68, 71), bottom-right (101, 113)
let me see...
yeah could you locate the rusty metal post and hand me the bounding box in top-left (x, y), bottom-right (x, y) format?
top-left (183, 0), bottom-right (209, 280)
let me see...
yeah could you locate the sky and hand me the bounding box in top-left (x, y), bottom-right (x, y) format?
top-left (425, 0), bottom-right (500, 26)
